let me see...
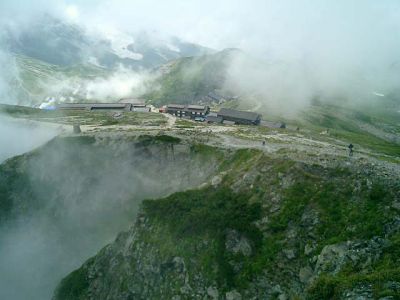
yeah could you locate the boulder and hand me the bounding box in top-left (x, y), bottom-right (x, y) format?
top-left (278, 294), bottom-right (288, 300)
top-left (211, 175), bottom-right (222, 186)
top-left (225, 230), bottom-right (252, 257)
top-left (315, 242), bottom-right (349, 274)
top-left (304, 243), bottom-right (315, 256)
top-left (299, 266), bottom-right (313, 284)
top-left (391, 201), bottom-right (400, 210)
top-left (226, 290), bottom-right (242, 300)
top-left (207, 286), bottom-right (219, 299)
top-left (283, 249), bottom-right (296, 260)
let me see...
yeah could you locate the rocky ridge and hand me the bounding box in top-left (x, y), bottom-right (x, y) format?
top-left (53, 137), bottom-right (400, 300)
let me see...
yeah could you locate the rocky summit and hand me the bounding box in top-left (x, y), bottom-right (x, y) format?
top-left (51, 138), bottom-right (399, 299)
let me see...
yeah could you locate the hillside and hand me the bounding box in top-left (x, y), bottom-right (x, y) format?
top-left (1, 15), bottom-right (213, 106)
top-left (51, 136), bottom-right (400, 299)
top-left (276, 101), bottom-right (400, 157)
top-left (4, 15), bottom-right (212, 70)
top-left (0, 103), bottom-right (399, 299)
top-left (1, 2), bottom-right (400, 299)
top-left (0, 134), bottom-right (222, 300)
top-left (12, 54), bottom-right (108, 105)
top-left (140, 50), bottom-right (399, 157)
top-left (143, 49), bottom-right (241, 105)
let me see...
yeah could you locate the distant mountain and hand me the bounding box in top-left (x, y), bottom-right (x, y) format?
top-left (4, 15), bottom-right (212, 70)
top-left (0, 15), bottom-right (214, 105)
top-left (143, 48), bottom-right (243, 105)
top-left (11, 54), bottom-right (108, 106)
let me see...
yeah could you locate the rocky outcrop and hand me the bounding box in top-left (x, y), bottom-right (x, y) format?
top-left (225, 229), bottom-right (252, 257)
top-left (54, 215), bottom-right (218, 300)
top-left (53, 148), bottom-right (400, 300)
top-left (313, 237), bottom-right (390, 277)
top-left (0, 135), bottom-right (226, 300)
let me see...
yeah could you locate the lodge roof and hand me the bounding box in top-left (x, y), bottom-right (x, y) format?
top-left (166, 104), bottom-right (186, 109)
top-left (166, 104), bottom-right (209, 113)
top-left (57, 103), bottom-right (132, 110)
top-left (217, 108), bottom-right (261, 122)
top-left (206, 115), bottom-right (223, 123)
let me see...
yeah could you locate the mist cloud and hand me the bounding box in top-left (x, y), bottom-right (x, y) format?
top-left (39, 68), bottom-right (155, 103)
top-left (0, 50), bottom-right (19, 104)
top-left (0, 115), bottom-right (60, 163)
top-left (1, 0), bottom-right (400, 110)
top-left (3, 1), bottom-right (400, 55)
top-left (0, 136), bottom-right (219, 300)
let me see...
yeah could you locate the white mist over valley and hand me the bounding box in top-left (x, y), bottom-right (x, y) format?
top-left (0, 1), bottom-right (399, 300)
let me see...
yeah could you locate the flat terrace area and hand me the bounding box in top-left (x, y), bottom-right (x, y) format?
top-left (1, 104), bottom-right (398, 179)
top-left (0, 104), bottom-right (165, 127)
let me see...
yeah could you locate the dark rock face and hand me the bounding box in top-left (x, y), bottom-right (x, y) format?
top-left (55, 216), bottom-right (217, 300)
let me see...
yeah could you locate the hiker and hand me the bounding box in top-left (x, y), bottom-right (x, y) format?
top-left (348, 144), bottom-right (354, 157)
top-left (262, 140), bottom-right (266, 146)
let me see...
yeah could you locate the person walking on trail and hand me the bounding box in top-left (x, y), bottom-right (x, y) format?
top-left (262, 140), bottom-right (266, 146)
top-left (348, 144), bottom-right (354, 157)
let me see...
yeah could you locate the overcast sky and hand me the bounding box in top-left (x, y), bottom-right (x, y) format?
top-left (1, 0), bottom-right (400, 110)
top-left (1, 0), bottom-right (400, 57)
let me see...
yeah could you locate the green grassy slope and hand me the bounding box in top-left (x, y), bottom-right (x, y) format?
top-left (276, 102), bottom-right (400, 157)
top-left (0, 104), bottom-right (166, 126)
top-left (144, 49), bottom-right (240, 105)
top-left (11, 54), bottom-right (109, 105)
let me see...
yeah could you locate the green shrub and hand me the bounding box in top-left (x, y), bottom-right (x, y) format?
top-left (143, 187), bottom-right (262, 287)
top-left (54, 267), bottom-right (89, 300)
top-left (137, 134), bottom-right (181, 146)
top-left (143, 187), bottom-right (261, 241)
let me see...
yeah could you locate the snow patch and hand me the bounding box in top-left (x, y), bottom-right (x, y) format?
top-left (39, 97), bottom-right (56, 110)
top-left (100, 28), bottom-right (143, 60)
top-left (88, 56), bottom-right (102, 67)
top-left (166, 43), bottom-right (180, 53)
top-left (155, 50), bottom-right (169, 61)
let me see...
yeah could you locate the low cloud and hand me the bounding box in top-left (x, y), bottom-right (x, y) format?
top-left (2, 1), bottom-right (400, 112)
top-left (0, 136), bottom-right (218, 300)
top-left (38, 68), bottom-right (155, 104)
top-left (223, 48), bottom-right (400, 115)
top-left (0, 115), bottom-right (60, 163)
top-left (0, 50), bottom-right (19, 105)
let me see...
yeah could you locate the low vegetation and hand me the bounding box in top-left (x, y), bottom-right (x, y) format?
top-left (0, 104), bottom-right (166, 126)
top-left (54, 144), bottom-right (399, 298)
top-left (144, 50), bottom-right (238, 105)
top-left (143, 187), bottom-right (262, 287)
top-left (301, 103), bottom-right (400, 156)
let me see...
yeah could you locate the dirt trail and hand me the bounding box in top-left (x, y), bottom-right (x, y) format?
top-left (163, 113), bottom-right (176, 129)
top-left (17, 114), bottom-right (399, 178)
top-left (210, 132), bottom-right (400, 179)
